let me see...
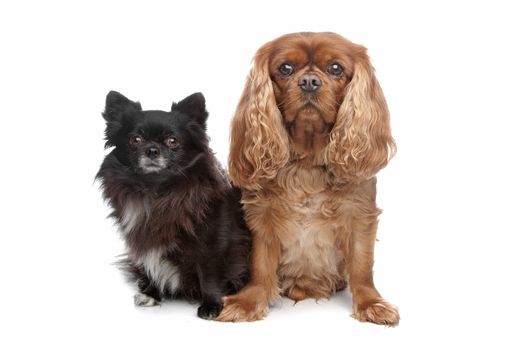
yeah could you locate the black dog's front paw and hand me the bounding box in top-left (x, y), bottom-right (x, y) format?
top-left (197, 301), bottom-right (224, 320)
top-left (134, 292), bottom-right (160, 307)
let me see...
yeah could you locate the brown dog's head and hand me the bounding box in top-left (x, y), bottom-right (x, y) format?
top-left (268, 33), bottom-right (355, 154)
top-left (229, 32), bottom-right (395, 188)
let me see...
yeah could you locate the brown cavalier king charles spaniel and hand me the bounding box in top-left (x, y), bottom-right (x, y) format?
top-left (217, 32), bottom-right (399, 325)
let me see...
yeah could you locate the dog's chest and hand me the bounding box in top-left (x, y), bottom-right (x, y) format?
top-left (118, 199), bottom-right (181, 293)
top-left (278, 191), bottom-right (344, 280)
top-left (118, 199), bottom-right (147, 236)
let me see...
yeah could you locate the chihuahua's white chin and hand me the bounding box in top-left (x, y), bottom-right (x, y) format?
top-left (139, 156), bottom-right (167, 173)
top-left (141, 166), bottom-right (164, 173)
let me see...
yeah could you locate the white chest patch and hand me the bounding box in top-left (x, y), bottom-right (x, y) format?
top-left (138, 249), bottom-right (180, 294)
top-left (119, 200), bottom-right (146, 236)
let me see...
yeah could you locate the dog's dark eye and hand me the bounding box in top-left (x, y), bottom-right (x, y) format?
top-left (129, 135), bottom-right (143, 146)
top-left (279, 63), bottom-right (294, 77)
top-left (164, 136), bottom-right (179, 148)
top-left (327, 63), bottom-right (344, 76)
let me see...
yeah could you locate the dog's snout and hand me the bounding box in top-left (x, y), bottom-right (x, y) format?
top-left (146, 147), bottom-right (160, 159)
top-left (298, 74), bottom-right (322, 92)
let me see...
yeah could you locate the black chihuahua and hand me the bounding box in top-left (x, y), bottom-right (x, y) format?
top-left (96, 91), bottom-right (251, 319)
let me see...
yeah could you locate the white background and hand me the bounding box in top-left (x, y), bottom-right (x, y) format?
top-left (1, 0), bottom-right (524, 349)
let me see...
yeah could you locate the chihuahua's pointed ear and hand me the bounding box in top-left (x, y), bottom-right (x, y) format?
top-left (172, 92), bottom-right (208, 125)
top-left (103, 91), bottom-right (141, 122)
top-left (102, 91), bottom-right (141, 148)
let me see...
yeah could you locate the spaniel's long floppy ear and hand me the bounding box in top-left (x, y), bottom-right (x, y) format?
top-left (327, 49), bottom-right (396, 180)
top-left (228, 45), bottom-right (290, 190)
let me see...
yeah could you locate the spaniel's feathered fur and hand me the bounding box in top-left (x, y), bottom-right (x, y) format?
top-left (218, 32), bottom-right (399, 325)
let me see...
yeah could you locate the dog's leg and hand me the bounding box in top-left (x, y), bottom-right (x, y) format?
top-left (196, 263), bottom-right (224, 320)
top-left (216, 231), bottom-right (280, 322)
top-left (345, 183), bottom-right (399, 326)
top-left (134, 272), bottom-right (161, 307)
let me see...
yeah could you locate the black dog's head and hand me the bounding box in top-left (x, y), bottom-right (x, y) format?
top-left (102, 91), bottom-right (209, 181)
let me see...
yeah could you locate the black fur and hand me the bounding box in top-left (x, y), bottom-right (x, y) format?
top-left (96, 91), bottom-right (251, 319)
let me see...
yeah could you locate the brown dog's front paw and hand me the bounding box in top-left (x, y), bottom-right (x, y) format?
top-left (215, 286), bottom-right (269, 322)
top-left (352, 299), bottom-right (400, 326)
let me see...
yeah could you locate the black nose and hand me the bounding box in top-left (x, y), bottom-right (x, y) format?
top-left (146, 147), bottom-right (160, 159)
top-left (299, 74), bottom-right (322, 92)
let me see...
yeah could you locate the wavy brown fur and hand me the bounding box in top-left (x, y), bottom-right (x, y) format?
top-left (218, 32), bottom-right (399, 325)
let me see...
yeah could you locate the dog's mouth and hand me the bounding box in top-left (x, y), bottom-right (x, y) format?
top-left (284, 105), bottom-right (333, 154)
top-left (138, 156), bottom-right (168, 174)
top-left (283, 100), bottom-right (320, 122)
top-left (299, 97), bottom-right (321, 112)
